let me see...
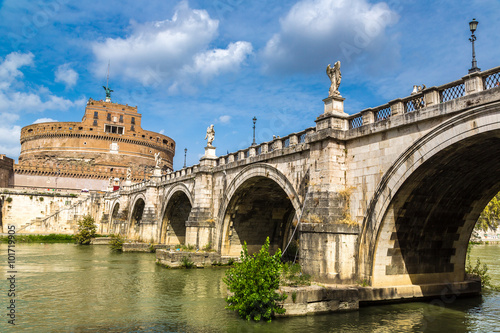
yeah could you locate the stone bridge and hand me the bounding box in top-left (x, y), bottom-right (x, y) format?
top-left (103, 67), bottom-right (500, 287)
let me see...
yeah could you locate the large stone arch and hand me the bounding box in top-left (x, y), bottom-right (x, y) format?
top-left (129, 194), bottom-right (147, 225)
top-left (158, 184), bottom-right (194, 244)
top-left (359, 101), bottom-right (500, 286)
top-left (110, 201), bottom-right (120, 224)
top-left (215, 163), bottom-right (303, 256)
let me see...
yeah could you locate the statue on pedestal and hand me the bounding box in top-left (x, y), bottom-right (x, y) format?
top-left (326, 61), bottom-right (342, 97)
top-left (205, 124), bottom-right (215, 147)
top-left (126, 167), bottom-right (132, 180)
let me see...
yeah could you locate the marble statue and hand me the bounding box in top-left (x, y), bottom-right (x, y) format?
top-left (126, 168), bottom-right (131, 180)
top-left (327, 61), bottom-right (342, 96)
top-left (205, 124), bottom-right (215, 147)
top-left (154, 152), bottom-right (162, 168)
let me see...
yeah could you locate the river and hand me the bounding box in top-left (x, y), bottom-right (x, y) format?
top-left (0, 243), bottom-right (498, 332)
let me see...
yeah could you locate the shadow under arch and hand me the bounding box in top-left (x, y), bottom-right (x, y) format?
top-left (359, 101), bottom-right (500, 286)
top-left (130, 195), bottom-right (146, 226)
top-left (215, 163), bottom-right (302, 256)
top-left (159, 184), bottom-right (193, 245)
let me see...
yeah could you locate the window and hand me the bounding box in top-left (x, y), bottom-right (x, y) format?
top-left (119, 115), bottom-right (123, 123)
top-left (94, 112), bottom-right (98, 119)
top-left (107, 113), bottom-right (111, 121)
top-left (105, 124), bottom-right (124, 134)
top-left (131, 117), bottom-right (135, 124)
top-left (93, 120), bottom-right (97, 126)
top-left (131, 125), bottom-right (135, 132)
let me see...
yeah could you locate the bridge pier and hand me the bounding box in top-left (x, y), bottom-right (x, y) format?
top-left (184, 153), bottom-right (217, 249)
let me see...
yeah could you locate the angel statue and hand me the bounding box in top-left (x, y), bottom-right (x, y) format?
top-left (154, 152), bottom-right (162, 168)
top-left (205, 124), bottom-right (215, 147)
top-left (326, 61), bottom-right (342, 96)
top-left (103, 85), bottom-right (113, 101)
top-left (126, 167), bottom-right (132, 180)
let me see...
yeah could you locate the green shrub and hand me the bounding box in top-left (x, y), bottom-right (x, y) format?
top-left (74, 215), bottom-right (97, 245)
top-left (223, 237), bottom-right (287, 322)
top-left (5, 197), bottom-right (12, 203)
top-left (181, 256), bottom-right (194, 268)
top-left (109, 234), bottom-right (124, 251)
top-left (39, 197), bottom-right (44, 202)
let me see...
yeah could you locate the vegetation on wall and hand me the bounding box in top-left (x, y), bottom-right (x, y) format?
top-left (74, 215), bottom-right (97, 245)
top-left (223, 237), bottom-right (287, 322)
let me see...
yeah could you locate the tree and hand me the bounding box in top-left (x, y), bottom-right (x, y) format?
top-left (476, 192), bottom-right (500, 232)
top-left (74, 215), bottom-right (97, 245)
top-left (223, 237), bottom-right (287, 322)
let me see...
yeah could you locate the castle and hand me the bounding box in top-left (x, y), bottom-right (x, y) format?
top-left (13, 95), bottom-right (175, 191)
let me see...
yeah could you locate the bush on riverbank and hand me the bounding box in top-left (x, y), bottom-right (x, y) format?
top-left (74, 215), bottom-right (97, 245)
top-left (466, 243), bottom-right (500, 291)
top-left (223, 237), bottom-right (287, 322)
top-left (0, 234), bottom-right (74, 243)
top-left (109, 234), bottom-right (124, 251)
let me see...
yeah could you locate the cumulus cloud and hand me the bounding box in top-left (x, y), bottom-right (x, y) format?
top-left (262, 0), bottom-right (399, 74)
top-left (55, 63), bottom-right (79, 88)
top-left (218, 115), bottom-right (231, 124)
top-left (0, 52), bottom-right (83, 159)
top-left (91, 1), bottom-right (252, 90)
top-left (33, 118), bottom-right (58, 124)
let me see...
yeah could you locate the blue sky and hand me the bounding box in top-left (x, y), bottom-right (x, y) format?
top-left (0, 0), bottom-right (498, 170)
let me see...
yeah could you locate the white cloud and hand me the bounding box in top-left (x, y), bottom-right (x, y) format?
top-left (159, 129), bottom-right (165, 134)
top-left (91, 1), bottom-right (252, 89)
top-left (0, 52), bottom-right (34, 90)
top-left (33, 118), bottom-right (58, 124)
top-left (55, 63), bottom-right (79, 88)
top-left (218, 115), bottom-right (231, 124)
top-left (262, 0), bottom-right (399, 74)
top-left (0, 52), bottom-right (84, 159)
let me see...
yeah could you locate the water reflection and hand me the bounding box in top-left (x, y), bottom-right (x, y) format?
top-left (0, 243), bottom-right (498, 332)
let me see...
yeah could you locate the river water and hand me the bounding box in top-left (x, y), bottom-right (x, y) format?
top-left (0, 243), bottom-right (498, 332)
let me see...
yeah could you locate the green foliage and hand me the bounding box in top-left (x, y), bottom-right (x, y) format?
top-left (0, 234), bottom-right (74, 243)
top-left (74, 215), bottom-right (97, 245)
top-left (223, 237), bottom-right (287, 322)
top-left (109, 234), bottom-right (124, 251)
top-left (466, 243), bottom-right (500, 291)
top-left (291, 291), bottom-right (297, 303)
top-left (357, 279), bottom-right (369, 287)
top-left (180, 244), bottom-right (196, 252)
top-left (180, 256), bottom-right (194, 268)
top-left (476, 192), bottom-right (500, 232)
top-left (39, 197), bottom-right (44, 202)
top-left (5, 197), bottom-right (12, 203)
top-left (281, 262), bottom-right (311, 287)
top-left (149, 244), bottom-right (156, 253)
top-left (202, 242), bottom-right (215, 252)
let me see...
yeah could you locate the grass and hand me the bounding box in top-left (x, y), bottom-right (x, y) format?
top-left (0, 234), bottom-right (75, 243)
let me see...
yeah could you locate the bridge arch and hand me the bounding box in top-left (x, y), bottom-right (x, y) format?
top-left (110, 201), bottom-right (120, 224)
top-left (216, 163), bottom-right (302, 256)
top-left (130, 194), bottom-right (146, 225)
top-left (158, 184), bottom-right (193, 245)
top-left (359, 101), bottom-right (500, 286)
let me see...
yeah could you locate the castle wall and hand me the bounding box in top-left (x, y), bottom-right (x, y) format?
top-left (0, 155), bottom-right (13, 188)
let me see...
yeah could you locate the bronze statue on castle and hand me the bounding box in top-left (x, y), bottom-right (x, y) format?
top-left (103, 85), bottom-right (113, 102)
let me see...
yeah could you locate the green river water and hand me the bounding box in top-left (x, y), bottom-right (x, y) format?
top-left (0, 243), bottom-right (499, 332)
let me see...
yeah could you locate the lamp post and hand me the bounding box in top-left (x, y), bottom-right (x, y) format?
top-left (252, 116), bottom-right (257, 146)
top-left (468, 18), bottom-right (480, 74)
top-left (184, 148), bottom-right (187, 168)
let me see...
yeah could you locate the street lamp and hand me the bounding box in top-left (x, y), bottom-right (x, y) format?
top-left (184, 148), bottom-right (187, 168)
top-left (468, 18), bottom-right (480, 74)
top-left (252, 116), bottom-right (257, 146)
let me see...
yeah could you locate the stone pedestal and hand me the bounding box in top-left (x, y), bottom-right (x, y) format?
top-left (316, 95), bottom-right (348, 131)
top-left (323, 94), bottom-right (346, 114)
top-left (153, 167), bottom-right (162, 177)
top-left (204, 146), bottom-right (216, 158)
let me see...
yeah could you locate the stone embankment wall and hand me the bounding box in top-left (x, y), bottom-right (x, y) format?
top-left (0, 189), bottom-right (106, 234)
